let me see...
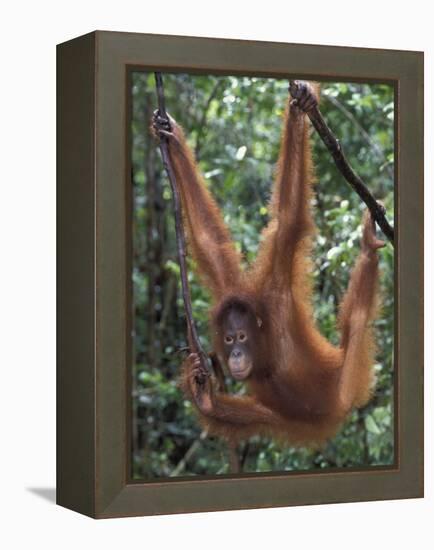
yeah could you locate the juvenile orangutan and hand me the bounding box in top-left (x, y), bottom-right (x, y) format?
top-left (152, 81), bottom-right (385, 445)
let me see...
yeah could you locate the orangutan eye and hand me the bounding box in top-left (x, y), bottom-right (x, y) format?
top-left (238, 332), bottom-right (247, 342)
top-left (224, 335), bottom-right (234, 345)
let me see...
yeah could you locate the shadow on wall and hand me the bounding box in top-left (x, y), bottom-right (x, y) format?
top-left (27, 488), bottom-right (56, 504)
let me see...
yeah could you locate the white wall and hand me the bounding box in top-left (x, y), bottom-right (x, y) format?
top-left (1, 1), bottom-right (432, 548)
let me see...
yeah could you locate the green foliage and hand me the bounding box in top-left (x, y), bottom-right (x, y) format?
top-left (131, 73), bottom-right (394, 479)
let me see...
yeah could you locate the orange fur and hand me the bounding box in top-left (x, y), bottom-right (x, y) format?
top-left (162, 83), bottom-right (381, 446)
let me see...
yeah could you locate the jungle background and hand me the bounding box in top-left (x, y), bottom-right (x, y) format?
top-left (131, 73), bottom-right (394, 479)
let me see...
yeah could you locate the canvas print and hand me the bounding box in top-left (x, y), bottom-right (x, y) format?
top-left (130, 72), bottom-right (394, 479)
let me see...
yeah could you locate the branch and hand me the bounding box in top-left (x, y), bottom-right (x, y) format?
top-left (209, 352), bottom-right (241, 473)
top-left (170, 430), bottom-right (209, 477)
top-left (228, 442), bottom-right (241, 473)
top-left (289, 81), bottom-right (394, 246)
top-left (154, 75), bottom-right (242, 475)
top-left (169, 353), bottom-right (242, 476)
top-left (154, 72), bottom-right (210, 370)
top-left (194, 79), bottom-right (224, 159)
top-left (324, 93), bottom-right (394, 181)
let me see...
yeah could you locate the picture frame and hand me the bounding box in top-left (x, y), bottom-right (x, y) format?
top-left (57, 30), bottom-right (424, 518)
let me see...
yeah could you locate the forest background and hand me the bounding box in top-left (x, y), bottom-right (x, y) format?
top-left (131, 74), bottom-right (394, 478)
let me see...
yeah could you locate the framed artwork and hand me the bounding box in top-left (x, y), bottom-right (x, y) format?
top-left (57, 31), bottom-right (423, 518)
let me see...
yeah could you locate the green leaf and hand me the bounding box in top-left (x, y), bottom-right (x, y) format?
top-left (365, 415), bottom-right (381, 435)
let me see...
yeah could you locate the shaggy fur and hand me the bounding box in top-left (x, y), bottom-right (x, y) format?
top-left (158, 82), bottom-right (383, 446)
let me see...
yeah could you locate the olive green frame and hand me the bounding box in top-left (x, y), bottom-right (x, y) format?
top-left (57, 30), bottom-right (424, 519)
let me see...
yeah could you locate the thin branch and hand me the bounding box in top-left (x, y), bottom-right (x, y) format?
top-left (170, 430), bottom-right (209, 477)
top-left (154, 72), bottom-right (210, 369)
top-left (209, 352), bottom-right (241, 474)
top-left (228, 442), bottom-right (241, 473)
top-left (194, 79), bottom-right (224, 159)
top-left (324, 93), bottom-right (394, 181)
top-left (154, 74), bottom-right (242, 476)
top-left (289, 81), bottom-right (394, 246)
top-left (239, 441), bottom-right (251, 470)
top-left (158, 274), bottom-right (176, 332)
